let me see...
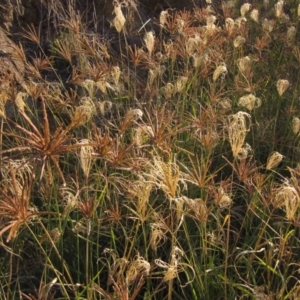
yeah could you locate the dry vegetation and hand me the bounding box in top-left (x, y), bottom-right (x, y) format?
top-left (0, 0), bottom-right (300, 299)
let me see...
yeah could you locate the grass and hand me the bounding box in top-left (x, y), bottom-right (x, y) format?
top-left (1, 0), bottom-right (300, 299)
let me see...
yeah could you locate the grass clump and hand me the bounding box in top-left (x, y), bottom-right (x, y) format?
top-left (1, 0), bottom-right (300, 299)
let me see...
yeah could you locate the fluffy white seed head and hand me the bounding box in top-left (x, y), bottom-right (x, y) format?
top-left (274, 0), bottom-right (284, 18)
top-left (250, 9), bottom-right (259, 23)
top-left (240, 3), bottom-right (251, 17)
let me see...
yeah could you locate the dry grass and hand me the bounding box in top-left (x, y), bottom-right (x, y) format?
top-left (0, 0), bottom-right (300, 299)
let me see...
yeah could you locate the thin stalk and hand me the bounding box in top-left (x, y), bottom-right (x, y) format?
top-left (26, 222), bottom-right (71, 298)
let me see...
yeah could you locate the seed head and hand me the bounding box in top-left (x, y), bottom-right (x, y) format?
top-left (273, 185), bottom-right (299, 220)
top-left (15, 92), bottom-right (28, 111)
top-left (160, 10), bottom-right (169, 28)
top-left (174, 76), bottom-right (188, 94)
top-left (176, 19), bottom-right (185, 34)
top-left (276, 79), bottom-right (290, 96)
top-left (150, 222), bottom-right (167, 250)
top-left (73, 97), bottom-right (96, 126)
top-left (186, 35), bottom-right (201, 56)
top-left (237, 56), bottom-right (252, 73)
top-left (98, 100), bottom-right (112, 116)
top-left (266, 151), bottom-right (283, 170)
top-left (240, 3), bottom-right (251, 17)
top-left (235, 17), bottom-right (247, 28)
top-left (213, 63), bottom-right (227, 81)
top-left (287, 26), bottom-right (296, 46)
top-left (274, 0), bottom-right (284, 18)
top-left (144, 31), bottom-right (155, 56)
top-left (233, 36), bottom-right (246, 48)
top-left (238, 94), bottom-right (261, 111)
top-left (227, 111), bottom-right (251, 158)
top-left (292, 117), bottom-right (300, 135)
top-left (250, 9), bottom-right (259, 23)
top-left (83, 79), bottom-right (97, 98)
top-left (111, 66), bottom-right (121, 85)
top-left (225, 18), bottom-right (235, 34)
top-left (161, 82), bottom-right (174, 99)
top-left (218, 194), bottom-right (233, 208)
top-left (262, 19), bottom-right (275, 32)
top-left (185, 197), bottom-right (208, 222)
top-left (125, 108), bottom-right (143, 123)
top-left (126, 254), bottom-right (150, 284)
top-left (237, 143), bottom-right (252, 160)
top-left (113, 2), bottom-right (126, 32)
top-left (79, 139), bottom-right (93, 178)
top-left (217, 98), bottom-right (232, 112)
top-left (206, 15), bottom-right (217, 33)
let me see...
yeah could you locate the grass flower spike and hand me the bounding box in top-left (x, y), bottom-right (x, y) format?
top-left (227, 111), bottom-right (251, 158)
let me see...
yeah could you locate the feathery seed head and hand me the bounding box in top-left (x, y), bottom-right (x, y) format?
top-left (73, 97), bottom-right (96, 126)
top-left (185, 197), bottom-right (208, 222)
top-left (206, 15), bottom-right (217, 33)
top-left (273, 184), bottom-right (299, 220)
top-left (218, 194), bottom-right (233, 208)
top-left (236, 143), bottom-right (253, 160)
top-left (113, 2), bottom-right (126, 32)
top-left (225, 18), bottom-right (235, 34)
top-left (287, 26), bottom-right (296, 46)
top-left (83, 79), bottom-right (97, 98)
top-left (237, 56), bottom-right (252, 73)
top-left (240, 3), bottom-right (251, 17)
top-left (126, 254), bottom-right (150, 284)
top-left (227, 111), bottom-right (251, 158)
top-left (144, 31), bottom-right (155, 56)
top-left (186, 35), bottom-right (201, 56)
top-left (213, 63), bottom-right (227, 81)
top-left (276, 79), bottom-right (290, 96)
top-left (160, 10), bottom-right (169, 27)
top-left (161, 82), bottom-right (174, 99)
top-left (233, 35), bottom-right (246, 48)
top-left (238, 94), bottom-right (261, 111)
top-left (98, 100), bottom-right (113, 116)
top-left (174, 76), bottom-right (188, 94)
top-left (15, 92), bottom-right (28, 111)
top-left (292, 117), bottom-right (300, 135)
top-left (150, 222), bottom-right (167, 250)
top-left (176, 18), bottom-right (185, 34)
top-left (274, 0), bottom-right (284, 18)
top-left (262, 18), bottom-right (275, 32)
top-left (235, 17), bottom-right (247, 28)
top-left (266, 151), bottom-right (283, 170)
top-left (111, 66), bottom-right (121, 85)
top-left (218, 98), bottom-right (232, 112)
top-left (79, 139), bottom-right (93, 178)
top-left (250, 9), bottom-right (259, 23)
top-left (134, 125), bottom-right (154, 146)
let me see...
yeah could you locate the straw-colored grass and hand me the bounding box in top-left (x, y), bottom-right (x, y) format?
top-left (0, 0), bottom-right (300, 299)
